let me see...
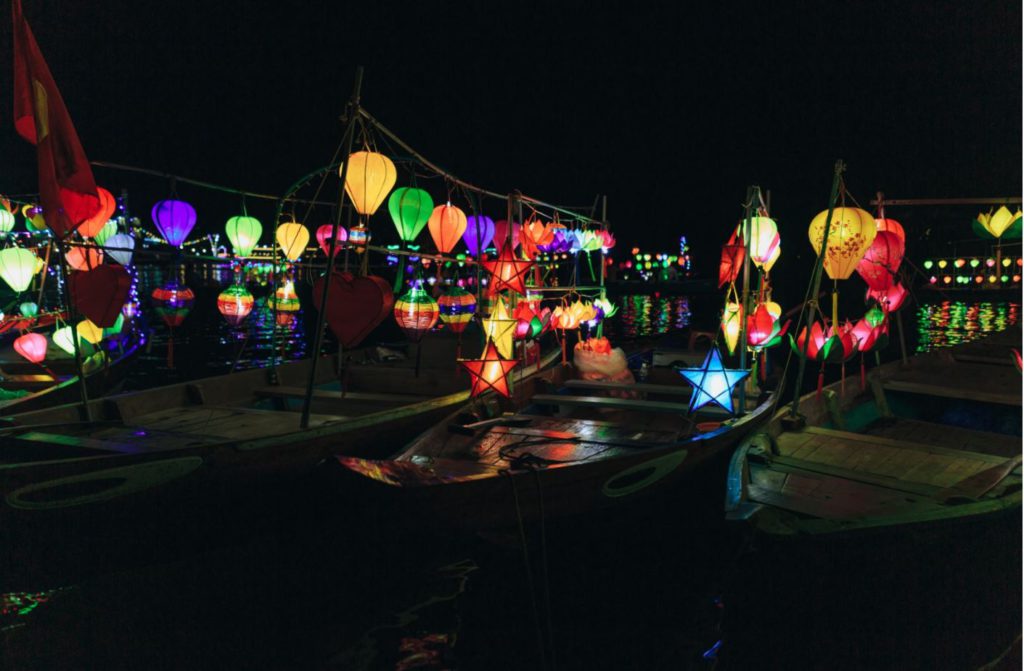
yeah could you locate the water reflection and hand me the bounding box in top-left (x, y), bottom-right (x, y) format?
top-left (610, 294), bottom-right (692, 340)
top-left (915, 300), bottom-right (1019, 352)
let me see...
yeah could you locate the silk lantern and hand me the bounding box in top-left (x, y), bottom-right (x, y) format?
top-left (520, 219), bottom-right (554, 259)
top-left (428, 203), bottom-right (468, 254)
top-left (746, 216), bottom-right (780, 269)
top-left (866, 282), bottom-right (908, 312)
top-left (217, 284), bottom-right (255, 326)
top-left (721, 301), bottom-right (743, 355)
top-left (807, 207), bottom-right (877, 280)
top-left (151, 280), bottom-right (195, 367)
top-left (67, 246), bottom-right (104, 271)
top-left (77, 319), bottom-right (104, 344)
top-left (460, 342), bottom-right (518, 398)
top-left (463, 215), bottom-right (495, 257)
top-left (348, 224), bottom-right (370, 252)
top-left (225, 216), bottom-right (263, 257)
top-left (20, 301), bottom-right (38, 317)
top-left (0, 208), bottom-right (15, 233)
top-left (394, 285), bottom-right (439, 341)
top-left (718, 231), bottom-right (745, 288)
top-left (276, 221), bottom-right (310, 261)
top-left (14, 333), bottom-right (48, 363)
top-left (78, 187), bottom-right (117, 238)
top-left (342, 151), bottom-right (397, 216)
top-left (855, 230), bottom-right (904, 290)
top-left (483, 242), bottom-right (534, 295)
top-left (316, 224), bottom-right (347, 256)
top-left (438, 286), bottom-right (477, 334)
top-left (104, 233), bottom-right (135, 266)
top-left (272, 281), bottom-right (302, 326)
top-left (93, 220), bottom-right (118, 246)
top-left (493, 220), bottom-right (521, 250)
top-left (152, 199), bottom-right (197, 248)
top-left (875, 218), bottom-right (905, 242)
top-left (52, 326), bottom-right (78, 355)
top-left (389, 187), bottom-right (434, 243)
top-left (0, 247), bottom-right (38, 292)
top-left (973, 206), bottom-right (1022, 240)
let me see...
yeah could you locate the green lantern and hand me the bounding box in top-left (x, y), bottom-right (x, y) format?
top-left (225, 216), bottom-right (263, 257)
top-left (102, 313), bottom-right (125, 338)
top-left (93, 220), bottom-right (119, 246)
top-left (0, 247), bottom-right (38, 292)
top-left (388, 187), bottom-right (433, 243)
top-left (0, 208), bottom-right (14, 234)
top-left (19, 301), bottom-right (39, 317)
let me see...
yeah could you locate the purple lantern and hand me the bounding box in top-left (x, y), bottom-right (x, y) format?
top-left (538, 228), bottom-right (571, 254)
top-left (151, 200), bottom-right (197, 248)
top-left (463, 215), bottom-right (495, 257)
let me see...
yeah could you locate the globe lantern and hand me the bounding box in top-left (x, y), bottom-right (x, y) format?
top-left (342, 151), bottom-right (397, 216)
top-left (217, 284), bottom-right (255, 326)
top-left (745, 216), bottom-right (781, 269)
top-left (348, 224), bottom-right (370, 252)
top-left (493, 220), bottom-right (521, 251)
top-left (276, 221), bottom-right (310, 261)
top-left (103, 233), bottom-right (135, 266)
top-left (438, 285), bottom-right (477, 334)
top-left (388, 187), bottom-right (434, 243)
top-left (151, 280), bottom-right (195, 367)
top-left (0, 247), bottom-right (38, 292)
top-left (394, 284), bottom-right (439, 341)
top-left (14, 332), bottom-right (48, 363)
top-left (225, 216), bottom-right (263, 257)
top-left (428, 203), bottom-right (468, 254)
top-left (67, 246), bottom-right (104, 271)
top-left (808, 207), bottom-right (877, 280)
top-left (151, 199), bottom-right (197, 248)
top-left (316, 224), bottom-right (347, 256)
top-left (78, 187), bottom-right (117, 238)
top-left (52, 326), bottom-right (78, 356)
top-left (271, 280), bottom-right (301, 326)
top-left (855, 230), bottom-right (904, 290)
top-left (20, 301), bottom-right (39, 317)
top-left (463, 215), bottom-right (495, 257)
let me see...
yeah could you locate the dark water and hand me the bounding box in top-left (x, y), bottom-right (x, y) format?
top-left (1, 278), bottom-right (1020, 670)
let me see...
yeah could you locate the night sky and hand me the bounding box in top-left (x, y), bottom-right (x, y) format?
top-left (2, 1), bottom-right (1021, 281)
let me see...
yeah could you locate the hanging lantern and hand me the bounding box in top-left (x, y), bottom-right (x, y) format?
top-left (551, 304), bottom-right (581, 331)
top-left (746, 302), bottom-right (789, 352)
top-left (20, 301), bottom-right (39, 317)
top-left (388, 187), bottom-right (434, 243)
top-left (0, 247), bottom-right (38, 292)
top-left (520, 219), bottom-right (554, 259)
top-left (276, 221), bottom-right (310, 261)
top-left (483, 242), bottom-right (534, 295)
top-left (593, 297), bottom-right (618, 320)
top-left (463, 215), bottom-right (495, 257)
top-left (22, 204), bottom-right (46, 231)
top-left (855, 230), bottom-right (905, 290)
top-left (851, 314), bottom-right (889, 353)
top-left (973, 206), bottom-right (1022, 240)
top-left (493, 220), bottom-right (521, 251)
top-left (102, 313), bottom-right (126, 338)
top-left (866, 282), bottom-right (908, 312)
top-left (875, 218), bottom-right (905, 242)
top-left (721, 301), bottom-right (743, 355)
top-left (438, 286), bottom-right (477, 334)
top-left (151, 281), bottom-right (195, 328)
top-left (600, 230), bottom-right (616, 251)
top-left (77, 319), bottom-right (104, 344)
top-left (151, 199), bottom-right (197, 248)
top-left (225, 216), bottom-right (263, 257)
top-left (271, 280), bottom-right (301, 326)
top-left (394, 285), bottom-right (439, 341)
top-left (348, 224), bottom-right (370, 252)
top-left (93, 219), bottom-right (118, 246)
top-left (460, 341), bottom-right (518, 398)
top-left (745, 216), bottom-right (780, 269)
top-left (52, 326), bottom-right (77, 355)
top-left (78, 187), bottom-right (117, 238)
top-left (14, 332), bottom-right (48, 363)
top-left (513, 302), bottom-right (545, 340)
top-left (428, 203), bottom-right (468, 254)
top-left (66, 245), bottom-right (104, 271)
top-left (762, 244), bottom-right (781, 273)
top-left (216, 284), bottom-right (255, 326)
top-left (483, 298), bottom-right (516, 358)
top-left (103, 233), bottom-right (135, 266)
top-left (790, 320), bottom-right (858, 363)
top-left (316, 224), bottom-right (347, 256)
top-left (342, 151), bottom-right (397, 216)
top-left (677, 348), bottom-right (751, 415)
top-left (808, 207), bottom-right (877, 280)
top-left (68, 264), bottom-right (132, 327)
top-left (718, 231), bottom-right (745, 288)
top-left (0, 208), bottom-right (16, 233)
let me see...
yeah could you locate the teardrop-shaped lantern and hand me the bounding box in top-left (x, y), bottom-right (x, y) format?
top-left (14, 332), bottom-right (48, 363)
top-left (225, 216), bottom-right (263, 257)
top-left (66, 246), bottom-right (104, 271)
top-left (22, 204), bottom-right (46, 231)
top-left (342, 151), bottom-right (397, 216)
top-left (875, 218), bottom-right (905, 242)
top-left (428, 203), bottom-right (468, 254)
top-left (493, 220), bottom-right (521, 251)
top-left (52, 326), bottom-right (77, 355)
top-left (807, 207), bottom-right (877, 280)
top-left (151, 199), bottom-right (197, 248)
top-left (104, 233), bottom-right (135, 266)
top-left (0, 247), bottom-right (38, 292)
top-left (78, 187), bottom-right (117, 238)
top-left (389, 187), bottom-right (434, 243)
top-left (0, 208), bottom-right (15, 233)
top-left (855, 230), bottom-right (905, 291)
top-left (93, 220), bottom-right (119, 246)
top-left (438, 286), bottom-right (477, 334)
top-left (463, 216), bottom-right (495, 257)
top-left (316, 225), bottom-right (348, 256)
top-left (217, 284), bottom-right (255, 326)
top-left (276, 221), bottom-right (310, 261)
top-left (394, 285), bottom-right (439, 341)
top-left (721, 301), bottom-right (743, 355)
top-left (746, 216), bottom-right (780, 268)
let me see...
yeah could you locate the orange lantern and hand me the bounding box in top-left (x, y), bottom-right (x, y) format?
top-left (520, 219), bottom-right (554, 259)
top-left (77, 187), bottom-right (117, 239)
top-left (342, 151), bottom-right (396, 216)
top-left (875, 217), bottom-right (905, 242)
top-left (807, 207), bottom-right (877, 280)
top-left (67, 245), bottom-right (104, 271)
top-left (427, 203), bottom-right (467, 254)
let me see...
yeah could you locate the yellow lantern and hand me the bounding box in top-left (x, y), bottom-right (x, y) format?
top-left (77, 319), bottom-right (104, 344)
top-left (342, 151), bottom-right (397, 216)
top-left (975, 206), bottom-right (1021, 239)
top-left (745, 216), bottom-right (780, 268)
top-left (276, 221), bottom-right (310, 262)
top-left (721, 301), bottom-right (743, 355)
top-left (807, 207), bottom-right (876, 280)
top-left (762, 244), bottom-right (781, 273)
top-left (483, 297), bottom-right (516, 359)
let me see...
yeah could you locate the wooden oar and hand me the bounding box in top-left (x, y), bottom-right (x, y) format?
top-left (936, 453), bottom-right (1023, 503)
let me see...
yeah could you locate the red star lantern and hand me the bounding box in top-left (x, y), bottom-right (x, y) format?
top-left (483, 241), bottom-right (534, 295)
top-left (459, 341), bottom-right (518, 398)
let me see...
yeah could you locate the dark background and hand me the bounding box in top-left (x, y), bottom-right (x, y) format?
top-left (1, 0), bottom-right (1021, 289)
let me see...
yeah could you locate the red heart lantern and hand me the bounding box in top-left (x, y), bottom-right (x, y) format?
top-left (68, 264), bottom-right (131, 327)
top-left (312, 272), bottom-right (394, 347)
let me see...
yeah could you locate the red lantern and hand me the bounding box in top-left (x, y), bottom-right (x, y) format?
top-left (718, 231), bottom-right (745, 288)
top-left (459, 341), bottom-right (518, 398)
top-left (875, 217), bottom-right (905, 242)
top-left (866, 282), bottom-right (908, 312)
top-left (68, 264), bottom-right (131, 328)
top-left (14, 332), bottom-right (48, 363)
top-left (77, 187), bottom-right (117, 238)
top-left (483, 242), bottom-right (534, 295)
top-left (855, 230), bottom-right (904, 290)
top-left (66, 245), bottom-right (104, 271)
top-left (316, 224), bottom-right (347, 256)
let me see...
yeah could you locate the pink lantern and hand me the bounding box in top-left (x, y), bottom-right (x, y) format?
top-left (856, 230), bottom-right (904, 290)
top-left (492, 220), bottom-right (521, 251)
top-left (14, 332), bottom-right (48, 363)
top-left (867, 282), bottom-right (908, 312)
top-left (316, 224), bottom-right (347, 256)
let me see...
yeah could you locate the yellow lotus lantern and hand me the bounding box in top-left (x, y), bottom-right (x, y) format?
top-left (974, 206), bottom-right (1022, 240)
top-left (807, 207), bottom-right (876, 280)
top-left (276, 221), bottom-right (310, 262)
top-left (483, 297), bottom-right (516, 359)
top-left (342, 151), bottom-right (397, 216)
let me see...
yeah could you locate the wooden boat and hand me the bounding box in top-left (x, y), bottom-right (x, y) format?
top-left (0, 336), bottom-right (560, 590)
top-left (330, 351), bottom-right (778, 533)
top-left (725, 325), bottom-right (1022, 538)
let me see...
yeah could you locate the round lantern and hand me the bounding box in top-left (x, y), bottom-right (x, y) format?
top-left (428, 203), bottom-right (468, 254)
top-left (276, 221), bottom-right (310, 261)
top-left (348, 224), bottom-right (370, 252)
top-left (0, 208), bottom-right (15, 233)
top-left (104, 233), bottom-right (135, 266)
top-left (151, 199), bottom-right (197, 248)
top-left (0, 247), bottom-right (39, 292)
top-left (93, 220), bottom-right (119, 246)
top-left (316, 224), bottom-right (347, 256)
top-left (808, 207), bottom-right (877, 280)
top-left (151, 281), bottom-right (195, 328)
top-left (463, 215), bottom-right (495, 257)
top-left (66, 246), bottom-right (104, 271)
top-left (14, 333), bottom-right (48, 363)
top-left (225, 216), bottom-right (263, 257)
top-left (855, 230), bottom-right (905, 291)
top-left (217, 284), bottom-right (254, 326)
top-left (394, 285), bottom-right (439, 341)
top-left (438, 286), bottom-right (477, 334)
top-left (342, 151), bottom-right (397, 216)
top-left (271, 280), bottom-right (301, 325)
top-left (20, 301), bottom-right (39, 317)
top-left (875, 218), bottom-right (905, 242)
top-left (78, 187), bottom-right (117, 239)
top-left (493, 220), bottom-right (521, 250)
top-left (77, 319), bottom-right (104, 344)
top-left (389, 187), bottom-right (434, 243)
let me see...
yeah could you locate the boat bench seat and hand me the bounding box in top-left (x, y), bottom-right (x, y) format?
top-left (563, 380), bottom-right (693, 397)
top-left (253, 386), bottom-right (432, 404)
top-left (882, 379), bottom-right (1021, 406)
top-left (531, 393), bottom-right (729, 417)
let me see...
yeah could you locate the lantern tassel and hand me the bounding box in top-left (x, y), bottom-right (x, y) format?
top-left (831, 289), bottom-right (839, 328)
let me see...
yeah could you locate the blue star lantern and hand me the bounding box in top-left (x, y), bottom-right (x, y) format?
top-left (677, 347), bottom-right (750, 414)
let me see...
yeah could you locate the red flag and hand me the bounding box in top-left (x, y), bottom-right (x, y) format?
top-left (12, 0), bottom-right (99, 239)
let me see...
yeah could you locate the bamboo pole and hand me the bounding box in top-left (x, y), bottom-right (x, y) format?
top-left (737, 186), bottom-right (755, 414)
top-left (56, 240), bottom-right (92, 421)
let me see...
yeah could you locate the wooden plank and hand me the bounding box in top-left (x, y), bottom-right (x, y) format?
top-left (882, 379), bottom-right (1021, 406)
top-left (254, 386), bottom-right (432, 403)
top-left (802, 426), bottom-right (1008, 464)
top-left (759, 456), bottom-right (940, 497)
